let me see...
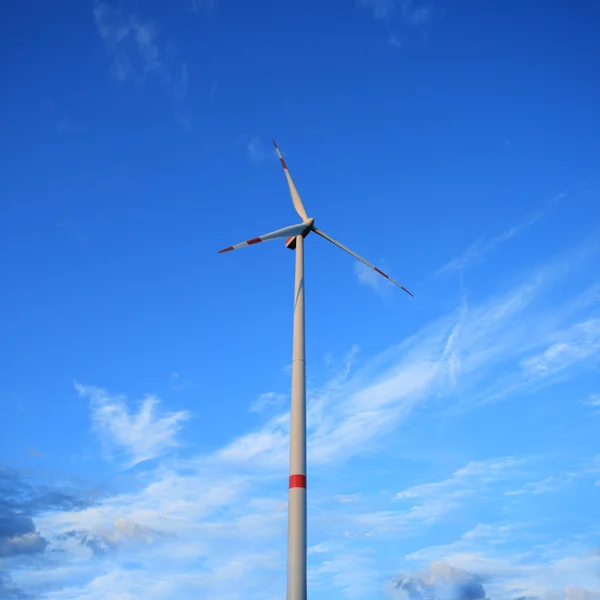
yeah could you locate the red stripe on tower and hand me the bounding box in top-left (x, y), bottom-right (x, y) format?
top-left (289, 474), bottom-right (307, 489)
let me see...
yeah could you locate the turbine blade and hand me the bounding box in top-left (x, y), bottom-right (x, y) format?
top-left (272, 140), bottom-right (309, 221)
top-left (218, 222), bottom-right (309, 253)
top-left (312, 227), bottom-right (414, 297)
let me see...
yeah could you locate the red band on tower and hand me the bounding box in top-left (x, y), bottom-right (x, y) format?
top-left (289, 474), bottom-right (307, 489)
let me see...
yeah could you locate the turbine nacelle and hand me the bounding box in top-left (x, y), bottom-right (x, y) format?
top-left (285, 218), bottom-right (314, 250)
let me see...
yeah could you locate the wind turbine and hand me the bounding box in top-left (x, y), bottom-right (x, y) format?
top-left (218, 140), bottom-right (413, 600)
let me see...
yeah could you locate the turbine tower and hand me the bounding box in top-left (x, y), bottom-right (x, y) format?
top-left (219, 140), bottom-right (413, 600)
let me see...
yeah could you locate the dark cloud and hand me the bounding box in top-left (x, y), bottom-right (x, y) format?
top-left (62, 518), bottom-right (172, 558)
top-left (393, 566), bottom-right (541, 600)
top-left (0, 466), bottom-right (95, 558)
top-left (62, 530), bottom-right (110, 556)
top-left (393, 563), bottom-right (489, 600)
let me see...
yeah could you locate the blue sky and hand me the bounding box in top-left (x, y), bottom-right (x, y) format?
top-left (1, 0), bottom-right (599, 598)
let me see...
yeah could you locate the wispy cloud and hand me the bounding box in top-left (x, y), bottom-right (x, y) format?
top-left (75, 383), bottom-right (190, 469)
top-left (210, 239), bottom-right (599, 472)
top-left (26, 448), bottom-right (45, 459)
top-left (504, 475), bottom-right (568, 497)
top-left (250, 392), bottom-right (286, 413)
top-left (325, 458), bottom-right (528, 541)
top-left (357, 0), bottom-right (436, 47)
top-left (93, 2), bottom-right (162, 84)
top-left (585, 393), bottom-right (600, 407)
top-left (401, 0), bottom-right (434, 25)
top-left (191, 0), bottom-right (216, 14)
top-left (357, 0), bottom-right (397, 21)
top-left (247, 137), bottom-right (265, 165)
top-left (354, 262), bottom-right (391, 297)
top-left (358, 0), bottom-right (434, 25)
top-left (43, 102), bottom-right (87, 135)
top-left (436, 192), bottom-right (566, 277)
top-left (520, 319), bottom-right (600, 379)
top-left (394, 457), bottom-right (525, 523)
top-left (585, 393), bottom-right (600, 416)
top-left (93, 2), bottom-right (193, 130)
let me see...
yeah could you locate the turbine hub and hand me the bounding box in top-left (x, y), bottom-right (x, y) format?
top-left (285, 219), bottom-right (313, 251)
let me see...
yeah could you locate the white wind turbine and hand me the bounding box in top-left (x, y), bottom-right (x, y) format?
top-left (218, 140), bottom-right (413, 600)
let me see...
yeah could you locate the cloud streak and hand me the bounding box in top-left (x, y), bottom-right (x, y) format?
top-left (93, 2), bottom-right (193, 130)
top-left (357, 0), bottom-right (436, 47)
top-left (436, 193), bottom-right (566, 277)
top-left (75, 383), bottom-right (190, 469)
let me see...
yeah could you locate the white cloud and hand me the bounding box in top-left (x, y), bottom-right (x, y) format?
top-left (93, 3), bottom-right (163, 83)
top-left (249, 392), bottom-right (286, 412)
top-left (75, 383), bottom-right (190, 468)
top-left (504, 476), bottom-right (567, 497)
top-left (310, 550), bottom-right (380, 600)
top-left (520, 319), bottom-right (600, 378)
top-left (585, 393), bottom-right (600, 407)
top-left (392, 457), bottom-right (525, 524)
top-left (31, 462), bottom-right (287, 599)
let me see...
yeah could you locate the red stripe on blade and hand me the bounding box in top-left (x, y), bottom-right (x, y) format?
top-left (289, 474), bottom-right (307, 489)
top-left (280, 157), bottom-right (288, 170)
top-left (218, 247), bottom-right (234, 253)
top-left (247, 237), bottom-right (262, 245)
top-left (374, 267), bottom-right (389, 279)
